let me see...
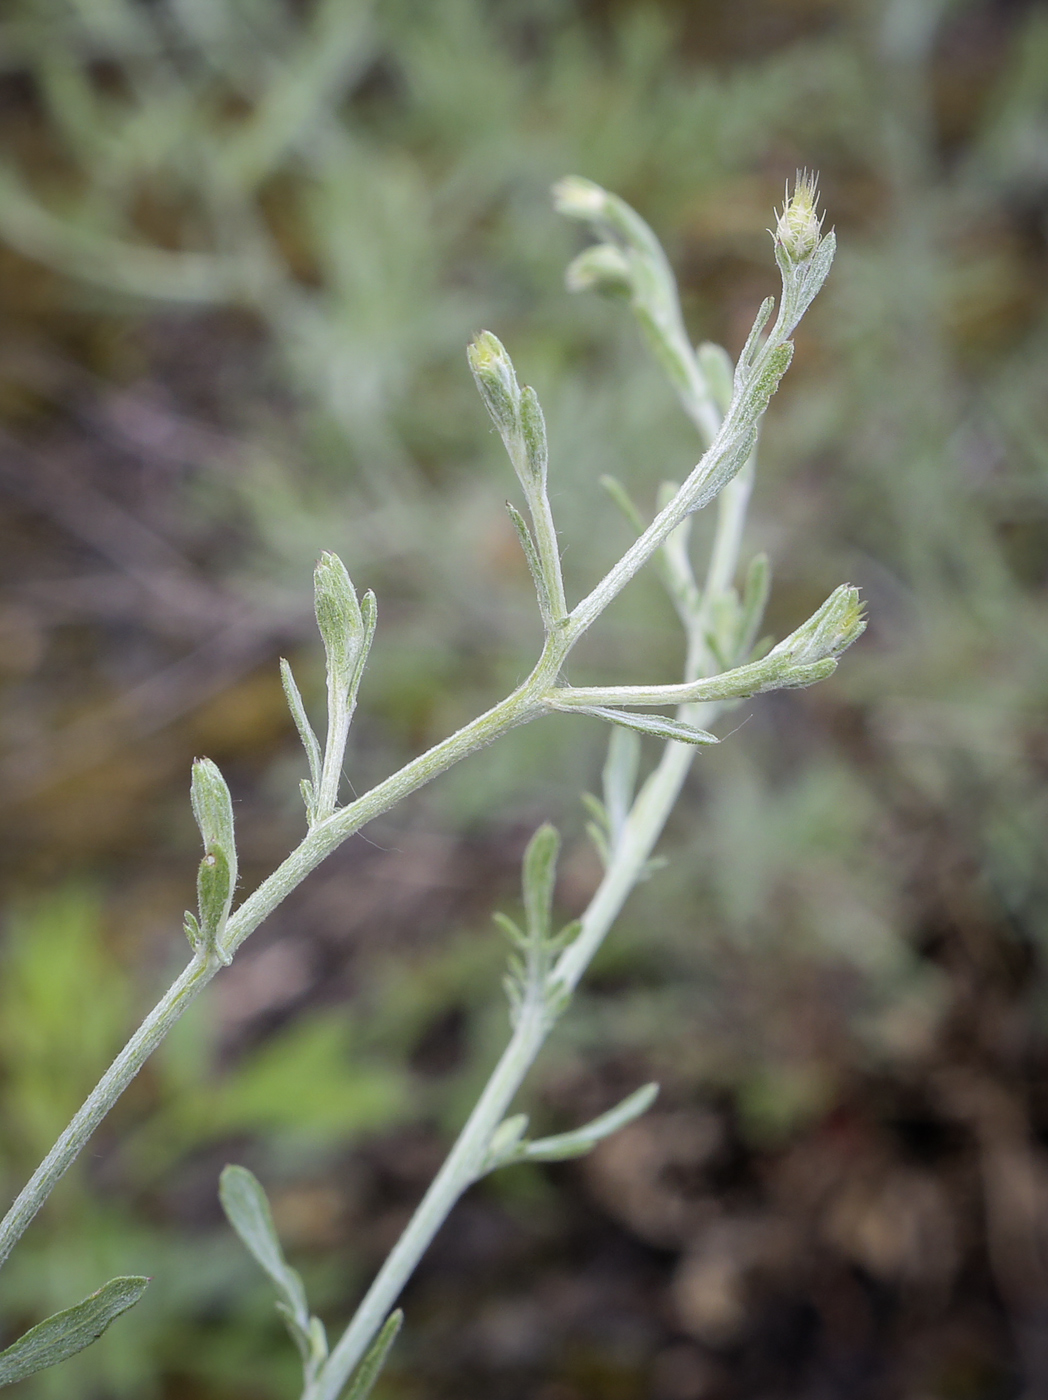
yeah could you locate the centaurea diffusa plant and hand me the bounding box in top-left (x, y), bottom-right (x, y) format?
top-left (0, 174), bottom-right (860, 1397)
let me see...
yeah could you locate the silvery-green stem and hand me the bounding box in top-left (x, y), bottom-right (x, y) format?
top-left (0, 650), bottom-right (559, 1269)
top-left (308, 992), bottom-right (552, 1400)
top-left (525, 480), bottom-right (568, 626)
top-left (0, 467), bottom-right (754, 1271)
top-left (551, 472), bottom-right (751, 996)
top-left (0, 181), bottom-right (830, 1299)
top-left (310, 424), bottom-right (754, 1396)
top-left (309, 707), bottom-right (719, 1397)
top-left (0, 951), bottom-right (213, 1271)
top-left (316, 677), bottom-right (351, 820)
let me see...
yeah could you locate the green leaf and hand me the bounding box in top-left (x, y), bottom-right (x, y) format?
top-left (577, 707), bottom-right (719, 746)
top-left (196, 848), bottom-right (234, 962)
top-left (506, 502), bottom-right (554, 623)
top-left (518, 386), bottom-right (548, 484)
top-left (737, 295), bottom-right (775, 374)
top-left (737, 552), bottom-right (771, 660)
top-left (0, 1277), bottom-right (149, 1387)
top-left (522, 823), bottom-right (560, 946)
top-left (522, 1083), bottom-right (659, 1162)
top-left (341, 1310), bottom-right (403, 1400)
top-left (483, 1113), bottom-right (530, 1170)
top-left (219, 1165), bottom-right (309, 1337)
top-left (492, 910), bottom-right (526, 947)
top-left (280, 657), bottom-right (322, 796)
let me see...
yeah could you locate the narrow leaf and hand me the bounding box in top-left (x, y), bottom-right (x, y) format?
top-left (343, 588), bottom-right (378, 720)
top-left (183, 909), bottom-right (202, 951)
top-left (197, 848), bottom-right (234, 962)
top-left (602, 727), bottom-right (640, 842)
top-left (342, 1309), bottom-right (404, 1400)
top-left (585, 820), bottom-right (610, 867)
top-left (518, 386), bottom-right (548, 484)
top-left (737, 553), bottom-right (771, 660)
top-left (280, 658), bottom-right (322, 791)
top-left (579, 791), bottom-right (609, 832)
top-left (522, 824), bottom-right (559, 946)
top-left (522, 1083), bottom-right (659, 1163)
top-left (219, 1165), bottom-right (308, 1334)
top-left (575, 707), bottom-right (719, 746)
top-left (506, 503), bottom-right (554, 625)
top-left (598, 475), bottom-right (645, 534)
top-left (492, 911), bottom-right (526, 947)
top-left (0, 1277), bottom-right (149, 1387)
top-left (736, 295), bottom-right (775, 376)
top-left (782, 231), bottom-right (836, 337)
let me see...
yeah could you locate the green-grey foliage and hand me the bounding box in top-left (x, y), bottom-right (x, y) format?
top-left (0, 157), bottom-right (858, 1395)
top-left (0, 1278), bottom-right (149, 1387)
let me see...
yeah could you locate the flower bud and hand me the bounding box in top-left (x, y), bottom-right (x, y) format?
top-left (190, 757), bottom-right (237, 946)
top-left (314, 551), bottom-right (364, 687)
top-left (769, 584), bottom-right (866, 668)
top-left (565, 243), bottom-right (632, 297)
top-left (467, 331), bottom-right (521, 439)
top-left (774, 170), bottom-right (824, 264)
top-left (551, 175), bottom-right (608, 221)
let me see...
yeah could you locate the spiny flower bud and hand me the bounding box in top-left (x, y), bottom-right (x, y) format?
top-left (773, 170), bottom-right (824, 264)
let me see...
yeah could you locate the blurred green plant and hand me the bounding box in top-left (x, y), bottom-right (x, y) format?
top-left (0, 166), bottom-right (860, 1396)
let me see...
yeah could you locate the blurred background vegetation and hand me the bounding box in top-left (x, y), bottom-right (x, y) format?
top-left (0, 0), bottom-right (1047, 1396)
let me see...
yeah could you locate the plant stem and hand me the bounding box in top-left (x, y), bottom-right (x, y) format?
top-left (0, 952), bottom-right (212, 1271)
top-left (311, 427), bottom-right (755, 1396)
top-left (0, 201), bottom-right (792, 1285)
top-left (0, 655), bottom-right (549, 1268)
top-left (309, 993), bottom-right (553, 1400)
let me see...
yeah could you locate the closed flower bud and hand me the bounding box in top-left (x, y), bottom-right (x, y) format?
top-left (551, 175), bottom-right (608, 221)
top-left (774, 170), bottom-right (824, 264)
top-left (565, 243), bottom-right (632, 297)
top-left (769, 584), bottom-right (866, 668)
top-left (467, 331), bottom-right (521, 438)
top-left (314, 551), bottom-right (364, 687)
